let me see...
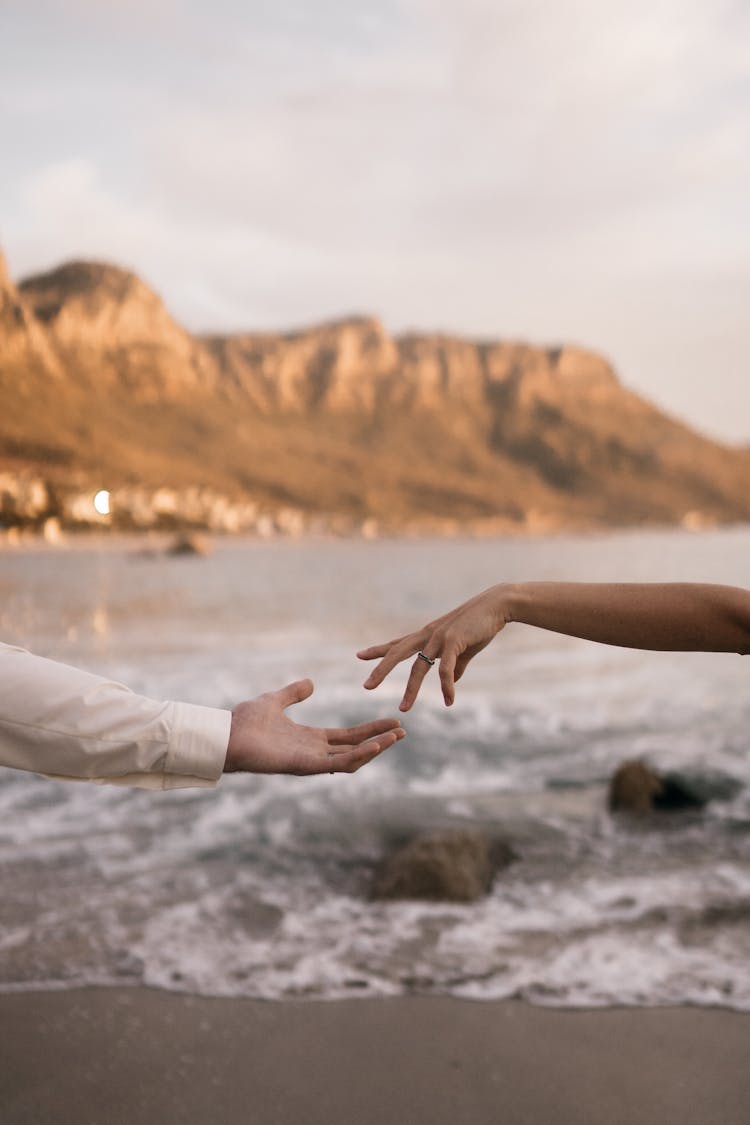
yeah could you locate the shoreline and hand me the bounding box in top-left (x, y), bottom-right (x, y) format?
top-left (2, 520), bottom-right (750, 553)
top-left (2, 988), bottom-right (749, 1124)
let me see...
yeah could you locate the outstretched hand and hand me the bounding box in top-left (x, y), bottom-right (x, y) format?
top-left (224, 678), bottom-right (405, 775)
top-left (358, 586), bottom-right (507, 711)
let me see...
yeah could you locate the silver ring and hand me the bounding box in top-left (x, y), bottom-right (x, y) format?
top-left (417, 650), bottom-right (435, 667)
top-left (327, 751), bottom-right (335, 775)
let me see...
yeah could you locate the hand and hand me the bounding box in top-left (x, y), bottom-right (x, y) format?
top-left (358, 585), bottom-right (508, 711)
top-left (223, 678), bottom-right (405, 775)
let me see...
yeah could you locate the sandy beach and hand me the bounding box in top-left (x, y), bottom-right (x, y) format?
top-left (1, 989), bottom-right (749, 1125)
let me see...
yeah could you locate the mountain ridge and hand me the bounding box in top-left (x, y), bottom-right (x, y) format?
top-left (2, 250), bottom-right (749, 533)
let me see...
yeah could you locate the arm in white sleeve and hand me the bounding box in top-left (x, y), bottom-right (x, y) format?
top-left (0, 642), bottom-right (231, 789)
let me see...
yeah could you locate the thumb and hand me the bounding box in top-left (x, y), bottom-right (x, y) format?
top-left (275, 678), bottom-right (314, 709)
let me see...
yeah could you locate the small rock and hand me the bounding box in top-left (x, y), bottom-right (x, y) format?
top-left (372, 829), bottom-right (516, 903)
top-left (166, 533), bottom-right (211, 557)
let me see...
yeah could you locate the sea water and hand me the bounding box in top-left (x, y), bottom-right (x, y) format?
top-left (1, 528), bottom-right (749, 1008)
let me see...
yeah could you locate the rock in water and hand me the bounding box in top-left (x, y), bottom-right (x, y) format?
top-left (608, 761), bottom-right (664, 813)
top-left (167, 533), bottom-right (211, 557)
top-left (372, 830), bottom-right (515, 903)
top-left (657, 769), bottom-right (743, 809)
top-left (608, 759), bottom-right (742, 814)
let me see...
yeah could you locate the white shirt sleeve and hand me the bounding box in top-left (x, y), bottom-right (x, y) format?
top-left (0, 641), bottom-right (231, 789)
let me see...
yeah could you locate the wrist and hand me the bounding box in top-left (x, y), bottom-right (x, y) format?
top-left (223, 710), bottom-right (240, 772)
top-left (498, 582), bottom-right (530, 626)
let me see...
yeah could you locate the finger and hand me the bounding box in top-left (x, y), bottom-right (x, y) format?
top-left (356, 642), bottom-right (394, 660)
top-left (325, 717), bottom-right (402, 745)
top-left (363, 637), bottom-right (423, 690)
top-left (326, 728), bottom-right (405, 760)
top-left (399, 643), bottom-right (440, 712)
top-left (275, 678), bottom-right (314, 709)
top-left (439, 648), bottom-right (458, 706)
top-left (328, 728), bottom-right (405, 774)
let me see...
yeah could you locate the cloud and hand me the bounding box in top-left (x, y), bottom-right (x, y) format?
top-left (10, 156), bottom-right (357, 330)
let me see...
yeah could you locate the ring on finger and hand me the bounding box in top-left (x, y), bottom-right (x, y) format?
top-left (417, 650), bottom-right (435, 667)
top-left (327, 750), bottom-right (335, 775)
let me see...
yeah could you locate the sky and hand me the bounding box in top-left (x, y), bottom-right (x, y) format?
top-left (1, 0), bottom-right (749, 443)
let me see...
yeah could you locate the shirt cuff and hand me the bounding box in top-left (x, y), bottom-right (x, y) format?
top-left (165, 701), bottom-right (232, 784)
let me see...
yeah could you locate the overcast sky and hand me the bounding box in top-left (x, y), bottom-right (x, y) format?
top-left (1, 0), bottom-right (748, 442)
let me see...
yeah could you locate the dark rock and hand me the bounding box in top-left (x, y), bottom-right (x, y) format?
top-left (166, 533), bottom-right (211, 557)
top-left (659, 769), bottom-right (742, 807)
top-left (608, 761), bottom-right (663, 813)
top-left (371, 830), bottom-right (516, 903)
top-left (609, 759), bottom-right (742, 814)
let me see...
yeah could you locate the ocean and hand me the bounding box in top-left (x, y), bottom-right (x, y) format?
top-left (1, 527), bottom-right (749, 1008)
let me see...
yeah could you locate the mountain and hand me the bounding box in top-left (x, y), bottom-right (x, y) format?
top-left (19, 260), bottom-right (218, 400)
top-left (0, 249), bottom-right (61, 380)
top-left (2, 249), bottom-right (749, 533)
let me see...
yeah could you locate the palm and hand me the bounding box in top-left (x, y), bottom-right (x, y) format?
top-left (225, 679), bottom-right (404, 775)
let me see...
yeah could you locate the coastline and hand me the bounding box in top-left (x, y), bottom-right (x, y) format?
top-left (2, 988), bottom-right (749, 1125)
top-left (3, 519), bottom-right (750, 554)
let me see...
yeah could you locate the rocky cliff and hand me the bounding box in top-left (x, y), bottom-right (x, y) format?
top-left (1, 249), bottom-right (749, 533)
top-left (0, 249), bottom-right (62, 383)
top-left (19, 260), bottom-right (218, 400)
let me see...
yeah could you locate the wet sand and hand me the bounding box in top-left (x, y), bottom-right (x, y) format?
top-left (1, 989), bottom-right (749, 1124)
